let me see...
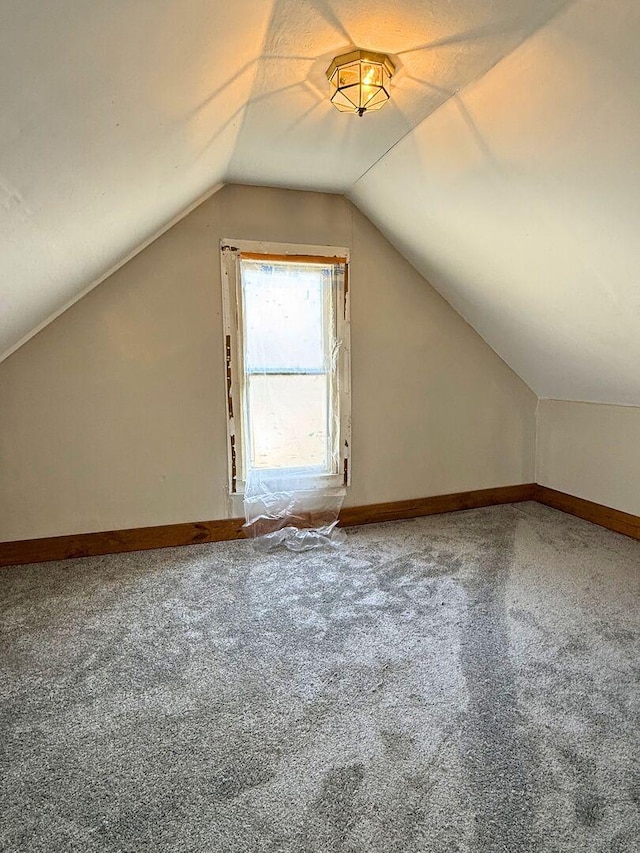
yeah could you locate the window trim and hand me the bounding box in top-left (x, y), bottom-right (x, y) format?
top-left (220, 239), bottom-right (351, 496)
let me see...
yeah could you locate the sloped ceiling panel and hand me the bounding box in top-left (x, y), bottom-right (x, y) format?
top-left (0, 0), bottom-right (274, 358)
top-left (351, 0), bottom-right (640, 405)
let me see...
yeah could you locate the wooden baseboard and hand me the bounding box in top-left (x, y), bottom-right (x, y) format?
top-left (535, 485), bottom-right (640, 541)
top-left (5, 484), bottom-right (636, 569)
top-left (339, 483), bottom-right (536, 527)
top-left (0, 518), bottom-right (247, 569)
top-left (0, 483), bottom-right (535, 568)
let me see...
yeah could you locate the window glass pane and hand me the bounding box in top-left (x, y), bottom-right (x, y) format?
top-left (247, 374), bottom-right (329, 471)
top-left (241, 261), bottom-right (329, 371)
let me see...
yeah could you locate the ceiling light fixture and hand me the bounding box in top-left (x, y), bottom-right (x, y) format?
top-left (326, 49), bottom-right (395, 117)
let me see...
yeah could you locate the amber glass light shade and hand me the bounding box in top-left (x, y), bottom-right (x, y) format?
top-left (326, 50), bottom-right (395, 116)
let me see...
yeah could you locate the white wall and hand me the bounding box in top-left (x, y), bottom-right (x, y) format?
top-left (537, 400), bottom-right (640, 516)
top-left (0, 185), bottom-right (536, 541)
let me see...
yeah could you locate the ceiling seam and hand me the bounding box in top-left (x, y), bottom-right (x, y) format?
top-left (223, 0), bottom-right (281, 176)
top-left (349, 0), bottom-right (580, 189)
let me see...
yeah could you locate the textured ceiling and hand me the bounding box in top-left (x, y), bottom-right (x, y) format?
top-left (0, 0), bottom-right (273, 358)
top-left (351, 0), bottom-right (640, 405)
top-left (227, 0), bottom-right (571, 189)
top-left (2, 0), bottom-right (638, 405)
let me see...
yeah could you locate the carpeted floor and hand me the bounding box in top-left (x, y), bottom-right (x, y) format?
top-left (1, 501), bottom-right (639, 852)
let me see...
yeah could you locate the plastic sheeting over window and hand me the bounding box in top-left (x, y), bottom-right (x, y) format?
top-left (221, 243), bottom-right (351, 552)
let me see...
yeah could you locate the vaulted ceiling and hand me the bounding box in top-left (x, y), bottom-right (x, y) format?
top-left (1, 0), bottom-right (638, 404)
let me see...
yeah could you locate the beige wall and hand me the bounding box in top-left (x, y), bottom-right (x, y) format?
top-left (536, 400), bottom-right (640, 517)
top-left (0, 185), bottom-right (536, 541)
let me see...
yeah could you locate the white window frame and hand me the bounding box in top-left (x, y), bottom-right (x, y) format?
top-left (220, 239), bottom-right (351, 495)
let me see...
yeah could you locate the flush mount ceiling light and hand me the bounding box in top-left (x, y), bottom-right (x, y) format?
top-left (326, 49), bottom-right (395, 117)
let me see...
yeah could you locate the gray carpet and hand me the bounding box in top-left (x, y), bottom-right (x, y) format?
top-left (1, 502), bottom-right (639, 852)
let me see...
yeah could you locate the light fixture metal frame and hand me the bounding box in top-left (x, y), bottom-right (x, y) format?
top-left (326, 49), bottom-right (395, 117)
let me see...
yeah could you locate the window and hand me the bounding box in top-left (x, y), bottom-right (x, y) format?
top-left (221, 241), bottom-right (351, 495)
